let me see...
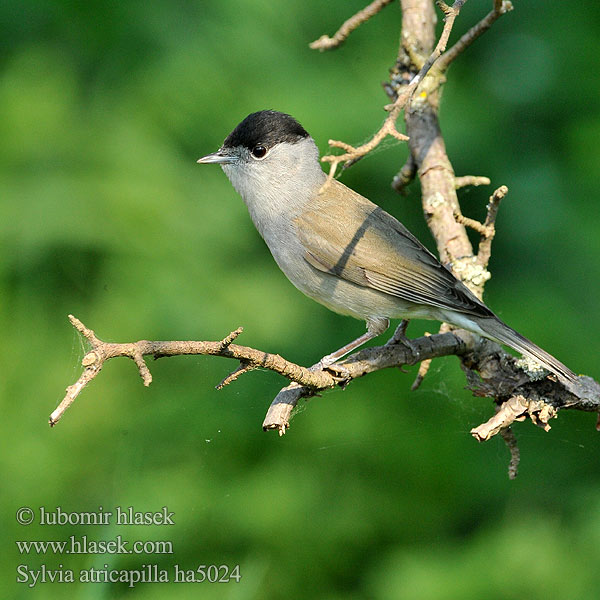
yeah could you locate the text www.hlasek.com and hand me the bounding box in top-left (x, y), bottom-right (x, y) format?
top-left (16, 536), bottom-right (172, 555)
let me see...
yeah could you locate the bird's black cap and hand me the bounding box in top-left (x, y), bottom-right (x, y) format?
top-left (223, 110), bottom-right (309, 150)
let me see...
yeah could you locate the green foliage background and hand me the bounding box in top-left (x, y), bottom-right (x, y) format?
top-left (2, 1), bottom-right (600, 598)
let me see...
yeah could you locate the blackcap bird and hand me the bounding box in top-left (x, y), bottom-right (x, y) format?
top-left (198, 110), bottom-right (577, 385)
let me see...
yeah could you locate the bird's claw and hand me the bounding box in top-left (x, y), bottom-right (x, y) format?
top-left (309, 359), bottom-right (351, 380)
top-left (324, 363), bottom-right (351, 380)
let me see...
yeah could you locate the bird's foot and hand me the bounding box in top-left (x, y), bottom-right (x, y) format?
top-left (309, 358), bottom-right (351, 380)
top-left (385, 320), bottom-right (420, 361)
top-left (324, 362), bottom-right (351, 380)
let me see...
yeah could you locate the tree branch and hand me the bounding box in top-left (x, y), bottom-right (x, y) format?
top-left (263, 329), bottom-right (600, 435)
top-left (451, 184), bottom-right (506, 295)
top-left (309, 0), bottom-right (395, 51)
top-left (49, 315), bottom-right (338, 427)
top-left (53, 316), bottom-right (600, 437)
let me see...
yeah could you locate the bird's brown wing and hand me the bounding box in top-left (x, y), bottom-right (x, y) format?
top-left (294, 180), bottom-right (493, 318)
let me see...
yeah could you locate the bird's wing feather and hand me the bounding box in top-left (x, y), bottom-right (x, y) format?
top-left (295, 180), bottom-right (492, 318)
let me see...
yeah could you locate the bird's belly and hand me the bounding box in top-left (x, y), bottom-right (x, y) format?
top-left (300, 273), bottom-right (435, 321)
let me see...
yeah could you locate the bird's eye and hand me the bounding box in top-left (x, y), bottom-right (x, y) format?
top-left (251, 145), bottom-right (267, 159)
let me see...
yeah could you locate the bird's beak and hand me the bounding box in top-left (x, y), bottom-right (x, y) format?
top-left (197, 150), bottom-right (236, 165)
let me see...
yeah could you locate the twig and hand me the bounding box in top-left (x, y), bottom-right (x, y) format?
top-left (410, 0), bottom-right (466, 87)
top-left (54, 317), bottom-right (598, 442)
top-left (450, 185), bottom-right (506, 297)
top-left (410, 323), bottom-right (452, 390)
top-left (263, 329), bottom-right (470, 433)
top-left (500, 427), bottom-right (520, 480)
top-left (392, 155), bottom-right (418, 194)
top-left (471, 395), bottom-right (527, 441)
top-left (437, 0), bottom-right (514, 71)
top-left (50, 315), bottom-right (337, 427)
top-left (321, 123), bottom-right (409, 189)
top-left (476, 184), bottom-right (507, 268)
top-left (263, 329), bottom-right (597, 435)
top-left (411, 332), bottom-right (432, 390)
top-left (262, 382), bottom-right (313, 435)
top-left (309, 0), bottom-right (394, 51)
top-left (217, 327), bottom-right (244, 349)
top-left (385, 0), bottom-right (514, 268)
top-left (216, 361), bottom-right (254, 390)
top-left (54, 316), bottom-right (476, 429)
top-left (454, 210), bottom-right (492, 236)
top-left (455, 175), bottom-right (490, 189)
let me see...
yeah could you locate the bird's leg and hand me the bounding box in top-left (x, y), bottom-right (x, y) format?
top-left (385, 319), bottom-right (420, 359)
top-left (386, 319), bottom-right (410, 345)
top-left (311, 318), bottom-right (389, 371)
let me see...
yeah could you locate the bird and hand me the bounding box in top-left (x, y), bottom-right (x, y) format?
top-left (197, 109), bottom-right (577, 385)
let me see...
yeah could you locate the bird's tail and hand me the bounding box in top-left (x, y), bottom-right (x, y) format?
top-left (476, 316), bottom-right (578, 385)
